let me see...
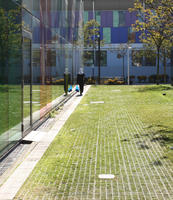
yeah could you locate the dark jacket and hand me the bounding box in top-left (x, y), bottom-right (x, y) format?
top-left (77, 73), bottom-right (85, 85)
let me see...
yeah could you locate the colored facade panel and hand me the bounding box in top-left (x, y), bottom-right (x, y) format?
top-left (125, 11), bottom-right (137, 26)
top-left (101, 11), bottom-right (113, 27)
top-left (103, 27), bottom-right (111, 43)
top-left (96, 11), bottom-right (101, 24)
top-left (119, 11), bottom-right (126, 26)
top-left (125, 11), bottom-right (131, 26)
top-left (111, 27), bottom-right (128, 43)
top-left (131, 12), bottom-right (137, 25)
top-left (113, 11), bottom-right (119, 27)
top-left (88, 11), bottom-right (94, 20)
top-left (84, 11), bottom-right (88, 24)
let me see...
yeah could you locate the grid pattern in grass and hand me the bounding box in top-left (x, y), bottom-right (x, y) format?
top-left (15, 85), bottom-right (173, 199)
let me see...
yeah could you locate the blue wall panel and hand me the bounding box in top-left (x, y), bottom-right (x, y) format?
top-left (111, 27), bottom-right (128, 43)
top-left (135, 31), bottom-right (142, 43)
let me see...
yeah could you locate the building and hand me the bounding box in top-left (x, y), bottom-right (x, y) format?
top-left (83, 0), bottom-right (172, 83)
top-left (0, 0), bottom-right (84, 158)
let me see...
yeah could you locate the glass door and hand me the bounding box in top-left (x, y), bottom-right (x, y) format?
top-left (22, 37), bottom-right (32, 134)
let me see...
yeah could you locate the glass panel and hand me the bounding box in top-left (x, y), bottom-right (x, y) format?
top-left (22, 0), bottom-right (33, 12)
top-left (23, 37), bottom-right (31, 131)
top-left (0, 0), bottom-right (22, 157)
top-left (96, 51), bottom-right (107, 66)
top-left (0, 0), bottom-right (84, 158)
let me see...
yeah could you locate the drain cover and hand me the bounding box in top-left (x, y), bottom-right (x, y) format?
top-left (98, 174), bottom-right (115, 179)
top-left (90, 101), bottom-right (104, 104)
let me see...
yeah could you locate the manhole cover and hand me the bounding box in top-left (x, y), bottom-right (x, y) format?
top-left (98, 174), bottom-right (115, 179)
top-left (90, 101), bottom-right (104, 104)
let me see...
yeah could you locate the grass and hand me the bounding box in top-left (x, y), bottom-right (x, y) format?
top-left (15, 85), bottom-right (173, 199)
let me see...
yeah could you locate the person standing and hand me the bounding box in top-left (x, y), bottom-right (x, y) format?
top-left (77, 68), bottom-right (85, 96)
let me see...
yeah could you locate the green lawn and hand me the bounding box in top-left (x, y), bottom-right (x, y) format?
top-left (15, 85), bottom-right (173, 199)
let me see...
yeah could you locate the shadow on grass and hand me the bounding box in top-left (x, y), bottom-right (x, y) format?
top-left (153, 160), bottom-right (162, 166)
top-left (148, 124), bottom-right (173, 145)
top-left (137, 85), bottom-right (173, 92)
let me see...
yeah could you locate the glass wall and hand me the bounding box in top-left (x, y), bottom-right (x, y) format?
top-left (0, 0), bottom-right (22, 157)
top-left (0, 0), bottom-right (83, 157)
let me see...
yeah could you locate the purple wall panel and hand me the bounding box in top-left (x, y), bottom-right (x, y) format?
top-left (131, 12), bottom-right (137, 24)
top-left (111, 27), bottom-right (128, 43)
top-left (125, 12), bottom-right (137, 26)
top-left (101, 11), bottom-right (113, 27)
top-left (125, 12), bottom-right (131, 26)
top-left (88, 11), bottom-right (94, 20)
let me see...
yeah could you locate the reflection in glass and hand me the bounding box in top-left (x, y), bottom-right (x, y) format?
top-left (0, 0), bottom-right (84, 157)
top-left (23, 37), bottom-right (32, 131)
top-left (0, 0), bottom-right (22, 157)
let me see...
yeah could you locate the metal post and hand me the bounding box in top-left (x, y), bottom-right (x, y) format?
top-left (92, 0), bottom-right (95, 82)
top-left (127, 48), bottom-right (130, 85)
top-left (98, 32), bottom-right (101, 84)
top-left (127, 46), bottom-right (131, 85)
top-left (171, 47), bottom-right (173, 85)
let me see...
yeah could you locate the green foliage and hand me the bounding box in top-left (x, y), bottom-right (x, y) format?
top-left (85, 77), bottom-right (96, 85)
top-left (129, 0), bottom-right (173, 84)
top-left (104, 78), bottom-right (125, 85)
top-left (83, 19), bottom-right (104, 48)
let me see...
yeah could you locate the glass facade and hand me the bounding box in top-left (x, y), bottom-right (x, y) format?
top-left (0, 0), bottom-right (84, 158)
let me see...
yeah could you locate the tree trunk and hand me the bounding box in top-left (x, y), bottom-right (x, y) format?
top-left (122, 56), bottom-right (125, 79)
top-left (163, 49), bottom-right (167, 84)
top-left (156, 48), bottom-right (160, 85)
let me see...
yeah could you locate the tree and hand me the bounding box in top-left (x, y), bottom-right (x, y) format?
top-left (0, 5), bottom-right (22, 84)
top-left (160, 40), bottom-right (172, 83)
top-left (129, 0), bottom-right (173, 84)
top-left (116, 44), bottom-right (128, 79)
top-left (84, 19), bottom-right (103, 48)
top-left (83, 20), bottom-right (104, 80)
